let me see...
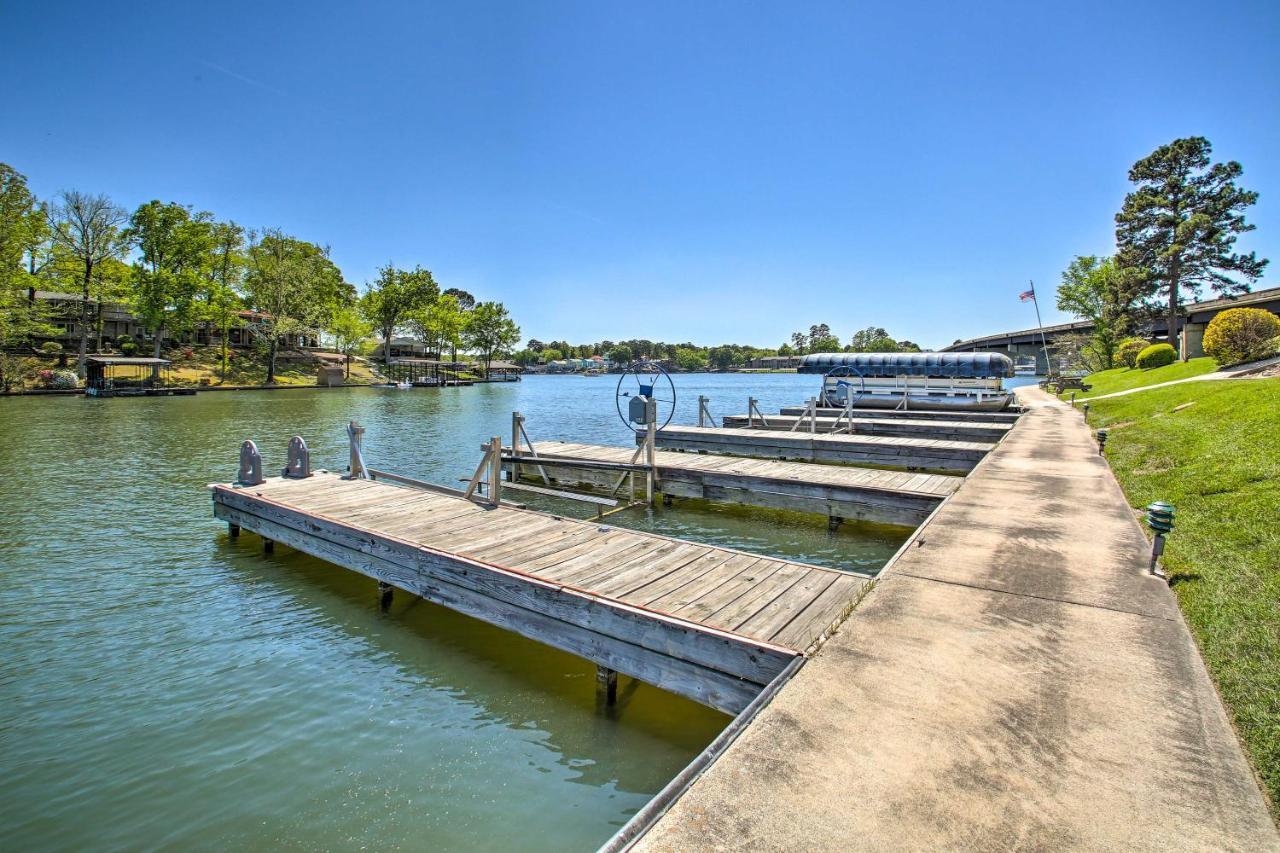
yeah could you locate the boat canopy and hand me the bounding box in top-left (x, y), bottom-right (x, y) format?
top-left (799, 352), bottom-right (1014, 378)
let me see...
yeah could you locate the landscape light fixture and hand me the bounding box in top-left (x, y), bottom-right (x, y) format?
top-left (1096, 429), bottom-right (1108, 454)
top-left (1144, 502), bottom-right (1175, 576)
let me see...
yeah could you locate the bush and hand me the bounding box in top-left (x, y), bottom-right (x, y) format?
top-left (37, 369), bottom-right (78, 389)
top-left (1135, 343), bottom-right (1176, 369)
top-left (120, 341), bottom-right (139, 356)
top-left (39, 341), bottom-right (63, 356)
top-left (1117, 337), bottom-right (1149, 369)
top-left (1202, 307), bottom-right (1280, 366)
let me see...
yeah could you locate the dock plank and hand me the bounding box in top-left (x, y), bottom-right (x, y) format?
top-left (525, 440), bottom-right (961, 527)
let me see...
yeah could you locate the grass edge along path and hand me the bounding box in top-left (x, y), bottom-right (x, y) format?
top-left (1068, 357), bottom-right (1219, 399)
top-left (1086, 378), bottom-right (1280, 818)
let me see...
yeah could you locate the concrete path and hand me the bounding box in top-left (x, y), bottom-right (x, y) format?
top-left (634, 387), bottom-right (1277, 851)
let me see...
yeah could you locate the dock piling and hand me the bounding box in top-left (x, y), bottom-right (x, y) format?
top-left (378, 580), bottom-right (394, 610)
top-left (597, 665), bottom-right (619, 706)
top-left (488, 436), bottom-right (503, 505)
top-left (262, 538), bottom-right (274, 554)
top-left (347, 421), bottom-right (368, 479)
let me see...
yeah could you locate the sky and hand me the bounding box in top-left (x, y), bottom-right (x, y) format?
top-left (2, 0), bottom-right (1277, 349)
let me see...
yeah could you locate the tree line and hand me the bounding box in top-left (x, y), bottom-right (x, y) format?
top-left (514, 324), bottom-right (920, 372)
top-left (0, 162), bottom-right (520, 385)
top-left (1053, 137), bottom-right (1267, 372)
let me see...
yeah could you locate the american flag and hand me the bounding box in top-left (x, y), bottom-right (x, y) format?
top-left (1019, 287), bottom-right (1036, 302)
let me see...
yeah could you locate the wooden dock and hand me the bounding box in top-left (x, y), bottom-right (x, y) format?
top-left (646, 425), bottom-right (994, 472)
top-left (721, 413), bottom-right (1012, 441)
top-left (777, 405), bottom-right (1021, 422)
top-left (513, 441), bottom-right (961, 527)
top-left (211, 472), bottom-right (872, 714)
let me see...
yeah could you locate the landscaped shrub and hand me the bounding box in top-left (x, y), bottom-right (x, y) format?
top-left (38, 369), bottom-right (78, 389)
top-left (39, 341), bottom-right (62, 357)
top-left (1202, 307), bottom-right (1280, 366)
top-left (1117, 337), bottom-right (1149, 369)
top-left (1135, 343), bottom-right (1176, 369)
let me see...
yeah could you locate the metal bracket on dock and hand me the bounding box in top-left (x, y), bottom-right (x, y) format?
top-left (282, 435), bottom-right (312, 479)
top-left (237, 440), bottom-right (264, 486)
top-left (747, 397), bottom-right (771, 429)
top-left (697, 395), bottom-right (718, 428)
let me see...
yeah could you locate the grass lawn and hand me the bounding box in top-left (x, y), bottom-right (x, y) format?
top-left (1087, 378), bottom-right (1279, 814)
top-left (1069, 356), bottom-right (1219, 399)
top-left (166, 347), bottom-right (380, 386)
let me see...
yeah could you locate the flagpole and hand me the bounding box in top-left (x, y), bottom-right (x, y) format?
top-left (1030, 280), bottom-right (1051, 375)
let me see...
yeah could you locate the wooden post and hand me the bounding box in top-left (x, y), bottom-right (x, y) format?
top-left (378, 581), bottom-right (393, 611)
top-left (645, 399), bottom-right (657, 505)
top-left (511, 412), bottom-right (522, 481)
top-left (747, 396), bottom-right (756, 428)
top-left (488, 436), bottom-right (502, 505)
top-left (227, 523), bottom-right (240, 538)
top-left (348, 420), bottom-right (366, 479)
top-left (597, 665), bottom-right (618, 706)
top-left (809, 397), bottom-right (817, 434)
top-left (263, 538), bottom-right (274, 554)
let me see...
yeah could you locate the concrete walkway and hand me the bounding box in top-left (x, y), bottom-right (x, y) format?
top-left (635, 387), bottom-right (1277, 851)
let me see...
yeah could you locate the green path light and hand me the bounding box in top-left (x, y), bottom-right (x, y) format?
top-left (1145, 501), bottom-right (1175, 576)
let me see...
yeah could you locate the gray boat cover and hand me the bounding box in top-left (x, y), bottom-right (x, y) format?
top-left (799, 352), bottom-right (1014, 378)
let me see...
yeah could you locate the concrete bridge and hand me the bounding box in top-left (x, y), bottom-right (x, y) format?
top-left (943, 286), bottom-right (1280, 371)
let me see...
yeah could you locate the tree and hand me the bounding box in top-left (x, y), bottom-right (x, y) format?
top-left (607, 344), bottom-right (633, 366)
top-left (203, 221), bottom-right (246, 381)
top-left (789, 331), bottom-right (808, 354)
top-left (359, 263), bottom-right (439, 367)
top-left (708, 345), bottom-right (736, 370)
top-left (1116, 137), bottom-right (1268, 355)
top-left (47, 190), bottom-right (128, 375)
top-left (1056, 255), bottom-right (1146, 370)
top-left (464, 301), bottom-right (520, 371)
top-left (849, 326), bottom-right (900, 352)
top-left (526, 338), bottom-right (545, 353)
top-left (442, 287), bottom-right (475, 311)
top-left (674, 346), bottom-right (708, 371)
top-left (329, 305), bottom-right (371, 379)
top-left (410, 292), bottom-right (464, 361)
top-left (124, 201), bottom-right (217, 358)
top-left (244, 229), bottom-right (346, 383)
top-left (0, 164), bottom-right (59, 389)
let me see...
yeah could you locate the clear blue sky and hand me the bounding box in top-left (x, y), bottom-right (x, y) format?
top-left (3, 0), bottom-right (1276, 349)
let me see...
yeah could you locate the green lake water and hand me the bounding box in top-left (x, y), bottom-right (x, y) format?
top-left (0, 373), bottom-right (910, 851)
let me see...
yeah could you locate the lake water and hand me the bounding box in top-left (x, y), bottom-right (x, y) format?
top-left (0, 373), bottom-right (913, 851)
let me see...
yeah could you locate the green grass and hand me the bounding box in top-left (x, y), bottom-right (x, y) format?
top-left (1069, 357), bottom-right (1219, 399)
top-left (1088, 378), bottom-right (1280, 814)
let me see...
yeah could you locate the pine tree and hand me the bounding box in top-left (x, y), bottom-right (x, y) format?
top-left (1115, 137), bottom-right (1267, 354)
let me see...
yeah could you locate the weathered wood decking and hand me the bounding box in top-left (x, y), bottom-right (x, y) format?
top-left (647, 425), bottom-right (994, 472)
top-left (721, 412), bottom-right (1012, 441)
top-left (211, 472), bottom-right (872, 714)
top-left (516, 441), bottom-right (960, 527)
top-left (777, 405), bottom-right (1021, 422)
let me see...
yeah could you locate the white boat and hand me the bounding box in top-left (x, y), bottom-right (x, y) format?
top-left (395, 381), bottom-right (412, 389)
top-left (800, 352), bottom-right (1016, 412)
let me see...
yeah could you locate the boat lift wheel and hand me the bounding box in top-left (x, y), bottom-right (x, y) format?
top-left (615, 361), bottom-right (677, 433)
top-left (822, 364), bottom-right (867, 408)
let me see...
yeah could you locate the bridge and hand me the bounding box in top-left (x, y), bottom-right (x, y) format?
top-left (942, 285), bottom-right (1280, 371)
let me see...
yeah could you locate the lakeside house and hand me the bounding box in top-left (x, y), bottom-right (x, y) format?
top-left (23, 290), bottom-right (320, 353)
